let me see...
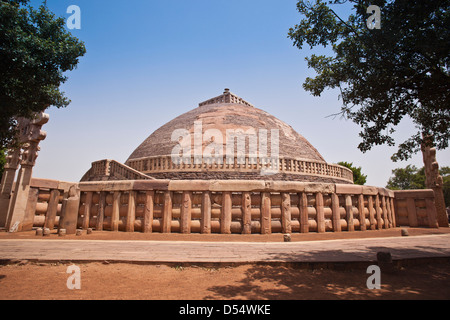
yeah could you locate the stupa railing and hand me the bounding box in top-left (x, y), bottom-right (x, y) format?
top-left (126, 155), bottom-right (354, 183)
top-left (81, 159), bottom-right (153, 182)
top-left (20, 178), bottom-right (440, 234)
top-left (198, 89), bottom-right (254, 108)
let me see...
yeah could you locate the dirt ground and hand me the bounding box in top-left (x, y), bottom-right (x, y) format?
top-left (0, 227), bottom-right (449, 300)
top-left (0, 260), bottom-right (449, 300)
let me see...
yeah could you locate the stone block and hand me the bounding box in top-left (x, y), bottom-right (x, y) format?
top-left (58, 181), bottom-right (77, 193)
top-left (132, 180), bottom-right (170, 191)
top-left (209, 180), bottom-right (266, 192)
top-left (58, 185), bottom-right (80, 235)
top-left (335, 184), bottom-right (362, 195)
top-left (394, 189), bottom-right (435, 199)
top-left (168, 180), bottom-right (210, 191)
top-left (377, 251), bottom-right (396, 273)
top-left (378, 187), bottom-right (390, 197)
top-left (79, 181), bottom-right (134, 192)
top-left (30, 178), bottom-right (59, 190)
top-left (303, 183), bottom-right (335, 194)
top-left (270, 181), bottom-right (306, 192)
top-left (362, 186), bottom-right (379, 196)
top-left (387, 189), bottom-right (395, 198)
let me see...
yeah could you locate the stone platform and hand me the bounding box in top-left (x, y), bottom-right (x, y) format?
top-left (1, 233), bottom-right (449, 267)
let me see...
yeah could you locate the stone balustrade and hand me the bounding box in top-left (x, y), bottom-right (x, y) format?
top-left (81, 159), bottom-right (153, 182)
top-left (18, 178), bottom-right (441, 235)
top-left (125, 156), bottom-right (354, 183)
top-left (394, 189), bottom-right (440, 228)
top-left (20, 178), bottom-right (74, 231)
top-left (74, 180), bottom-right (398, 234)
top-left (198, 89), bottom-right (254, 108)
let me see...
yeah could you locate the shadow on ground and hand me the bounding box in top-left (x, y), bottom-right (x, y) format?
top-left (205, 246), bottom-right (450, 300)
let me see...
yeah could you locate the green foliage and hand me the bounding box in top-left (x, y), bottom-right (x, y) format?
top-left (386, 165), bottom-right (425, 190)
top-left (337, 161), bottom-right (367, 185)
top-left (0, 0), bottom-right (86, 148)
top-left (288, 0), bottom-right (450, 161)
top-left (386, 165), bottom-right (450, 206)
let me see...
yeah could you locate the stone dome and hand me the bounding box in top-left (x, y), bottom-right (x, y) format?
top-left (125, 89), bottom-right (353, 183)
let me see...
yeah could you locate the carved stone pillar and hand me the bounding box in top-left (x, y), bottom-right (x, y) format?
top-left (58, 184), bottom-right (80, 235)
top-left (0, 149), bottom-right (21, 227)
top-left (4, 112), bottom-right (49, 232)
top-left (422, 143), bottom-right (448, 227)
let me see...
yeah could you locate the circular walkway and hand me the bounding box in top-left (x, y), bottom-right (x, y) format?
top-left (1, 233), bottom-right (449, 265)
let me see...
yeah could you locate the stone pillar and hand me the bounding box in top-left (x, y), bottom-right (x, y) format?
top-left (422, 143), bottom-right (448, 227)
top-left (126, 191), bottom-right (136, 232)
top-left (44, 189), bottom-right (61, 230)
top-left (375, 195), bottom-right (383, 229)
top-left (111, 191), bottom-right (121, 231)
top-left (58, 185), bottom-right (80, 235)
top-left (4, 112), bottom-right (49, 232)
top-left (201, 191), bottom-right (211, 234)
top-left (358, 194), bottom-right (366, 231)
top-left (299, 192), bottom-right (309, 233)
top-left (180, 191), bottom-right (192, 234)
top-left (22, 187), bottom-right (39, 231)
top-left (6, 144), bottom-right (39, 231)
top-left (368, 196), bottom-right (376, 230)
top-left (345, 195), bottom-right (354, 232)
top-left (241, 192), bottom-right (252, 234)
top-left (96, 192), bottom-right (107, 231)
top-left (316, 193), bottom-right (325, 233)
top-left (221, 192), bottom-right (232, 234)
top-left (82, 191), bottom-right (93, 230)
top-left (281, 193), bottom-right (292, 234)
top-left (331, 193), bottom-right (341, 232)
top-left (260, 192), bottom-right (271, 234)
top-left (0, 149), bottom-right (21, 227)
top-left (143, 191), bottom-right (154, 233)
top-left (162, 191), bottom-right (172, 233)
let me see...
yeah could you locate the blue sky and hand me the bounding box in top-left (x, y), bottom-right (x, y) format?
top-left (30, 0), bottom-right (449, 186)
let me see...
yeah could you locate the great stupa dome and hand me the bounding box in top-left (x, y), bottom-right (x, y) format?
top-left (122, 89), bottom-right (353, 184)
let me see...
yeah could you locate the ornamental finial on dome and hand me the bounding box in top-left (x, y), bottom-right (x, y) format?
top-left (198, 89), bottom-right (254, 108)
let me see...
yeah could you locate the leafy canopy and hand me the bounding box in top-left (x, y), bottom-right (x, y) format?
top-left (0, 0), bottom-right (86, 148)
top-left (386, 164), bottom-right (450, 206)
top-left (288, 0), bottom-right (450, 161)
top-left (337, 161), bottom-right (367, 185)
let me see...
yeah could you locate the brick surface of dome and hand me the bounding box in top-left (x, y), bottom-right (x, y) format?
top-left (127, 92), bottom-right (325, 163)
top-left (121, 89), bottom-right (353, 183)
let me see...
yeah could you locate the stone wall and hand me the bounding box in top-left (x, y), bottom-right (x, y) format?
top-left (394, 190), bottom-right (439, 228)
top-left (147, 171), bottom-right (353, 184)
top-left (80, 159), bottom-right (154, 182)
top-left (11, 178), bottom-right (442, 235)
top-left (125, 155), bottom-right (354, 184)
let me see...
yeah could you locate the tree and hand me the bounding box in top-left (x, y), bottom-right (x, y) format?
top-left (385, 164), bottom-right (425, 190)
top-left (0, 0), bottom-right (86, 149)
top-left (337, 161), bottom-right (367, 185)
top-left (386, 165), bottom-right (449, 206)
top-left (288, 0), bottom-right (449, 162)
